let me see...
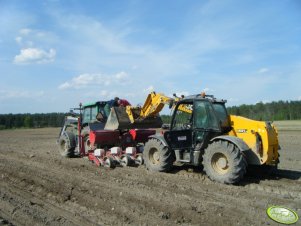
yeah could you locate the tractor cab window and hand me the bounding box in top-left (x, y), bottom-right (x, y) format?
top-left (91, 105), bottom-right (98, 121)
top-left (82, 107), bottom-right (91, 124)
top-left (194, 101), bottom-right (220, 130)
top-left (171, 103), bottom-right (193, 130)
top-left (98, 105), bottom-right (106, 118)
top-left (82, 105), bottom-right (98, 124)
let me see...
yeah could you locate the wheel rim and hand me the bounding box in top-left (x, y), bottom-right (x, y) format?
top-left (149, 148), bottom-right (160, 165)
top-left (136, 155), bottom-right (143, 165)
top-left (105, 158), bottom-right (111, 168)
top-left (211, 153), bottom-right (229, 175)
top-left (121, 156), bottom-right (128, 166)
top-left (84, 136), bottom-right (90, 153)
top-left (60, 140), bottom-right (67, 152)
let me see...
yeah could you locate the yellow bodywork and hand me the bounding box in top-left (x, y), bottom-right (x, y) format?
top-left (228, 115), bottom-right (279, 165)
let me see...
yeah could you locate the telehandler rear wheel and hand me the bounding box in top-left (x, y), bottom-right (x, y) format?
top-left (203, 140), bottom-right (247, 184)
top-left (143, 139), bottom-right (174, 172)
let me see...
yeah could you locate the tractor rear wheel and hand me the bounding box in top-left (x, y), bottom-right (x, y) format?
top-left (202, 140), bottom-right (247, 184)
top-left (58, 131), bottom-right (76, 158)
top-left (143, 139), bottom-right (174, 172)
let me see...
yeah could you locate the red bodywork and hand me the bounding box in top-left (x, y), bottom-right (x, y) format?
top-left (87, 128), bottom-right (156, 167)
top-left (89, 130), bottom-right (120, 148)
top-left (130, 129), bottom-right (156, 143)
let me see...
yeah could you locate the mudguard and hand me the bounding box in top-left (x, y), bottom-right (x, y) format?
top-left (211, 135), bottom-right (261, 165)
top-left (148, 134), bottom-right (169, 147)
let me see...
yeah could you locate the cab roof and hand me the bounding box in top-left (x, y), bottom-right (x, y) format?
top-left (180, 94), bottom-right (227, 104)
top-left (83, 101), bottom-right (108, 108)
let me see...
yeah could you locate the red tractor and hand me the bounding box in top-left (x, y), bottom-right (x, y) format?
top-left (57, 101), bottom-right (157, 168)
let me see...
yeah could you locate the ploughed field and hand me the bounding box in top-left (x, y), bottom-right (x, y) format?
top-left (0, 122), bottom-right (300, 226)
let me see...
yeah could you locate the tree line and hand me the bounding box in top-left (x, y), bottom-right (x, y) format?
top-left (227, 100), bottom-right (301, 121)
top-left (0, 113), bottom-right (66, 130)
top-left (0, 100), bottom-right (300, 129)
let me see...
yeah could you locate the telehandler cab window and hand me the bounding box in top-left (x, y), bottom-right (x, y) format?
top-left (212, 103), bottom-right (231, 129)
top-left (194, 101), bottom-right (219, 130)
top-left (172, 103), bottom-right (193, 130)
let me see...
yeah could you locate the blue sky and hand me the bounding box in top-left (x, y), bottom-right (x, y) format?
top-left (0, 0), bottom-right (301, 113)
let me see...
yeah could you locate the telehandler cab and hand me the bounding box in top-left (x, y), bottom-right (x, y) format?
top-left (143, 93), bottom-right (279, 184)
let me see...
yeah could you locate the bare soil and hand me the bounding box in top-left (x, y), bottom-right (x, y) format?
top-left (0, 127), bottom-right (300, 226)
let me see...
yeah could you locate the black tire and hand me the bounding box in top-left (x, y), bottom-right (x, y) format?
top-left (104, 157), bottom-right (115, 169)
top-left (58, 131), bottom-right (76, 158)
top-left (120, 155), bottom-right (131, 167)
top-left (143, 139), bottom-right (174, 172)
top-left (81, 127), bottom-right (90, 154)
top-left (202, 140), bottom-right (247, 184)
top-left (135, 153), bottom-right (144, 165)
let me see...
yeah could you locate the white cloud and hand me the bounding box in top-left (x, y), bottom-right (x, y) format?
top-left (58, 72), bottom-right (129, 90)
top-left (100, 90), bottom-right (108, 96)
top-left (14, 28), bottom-right (58, 64)
top-left (0, 90), bottom-right (44, 100)
top-left (115, 71), bottom-right (128, 81)
top-left (98, 90), bottom-right (119, 99)
top-left (143, 85), bottom-right (154, 93)
top-left (202, 87), bottom-right (215, 93)
top-left (227, 98), bottom-right (240, 103)
top-left (19, 28), bottom-right (32, 35)
top-left (14, 48), bottom-right (56, 64)
top-left (258, 68), bottom-right (269, 73)
top-left (15, 36), bottom-right (22, 44)
top-left (131, 65), bottom-right (138, 70)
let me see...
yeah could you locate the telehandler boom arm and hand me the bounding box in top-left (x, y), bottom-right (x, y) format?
top-left (126, 92), bottom-right (191, 123)
top-left (104, 91), bottom-right (191, 130)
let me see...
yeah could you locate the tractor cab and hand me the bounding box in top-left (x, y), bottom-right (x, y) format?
top-left (81, 101), bottom-right (108, 130)
top-left (58, 101), bottom-right (108, 140)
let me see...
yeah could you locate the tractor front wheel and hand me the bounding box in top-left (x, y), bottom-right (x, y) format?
top-left (58, 132), bottom-right (75, 158)
top-left (203, 140), bottom-right (247, 184)
top-left (143, 139), bottom-right (174, 172)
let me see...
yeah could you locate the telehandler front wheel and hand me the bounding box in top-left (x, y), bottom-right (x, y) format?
top-left (143, 139), bottom-right (174, 172)
top-left (203, 140), bottom-right (247, 184)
